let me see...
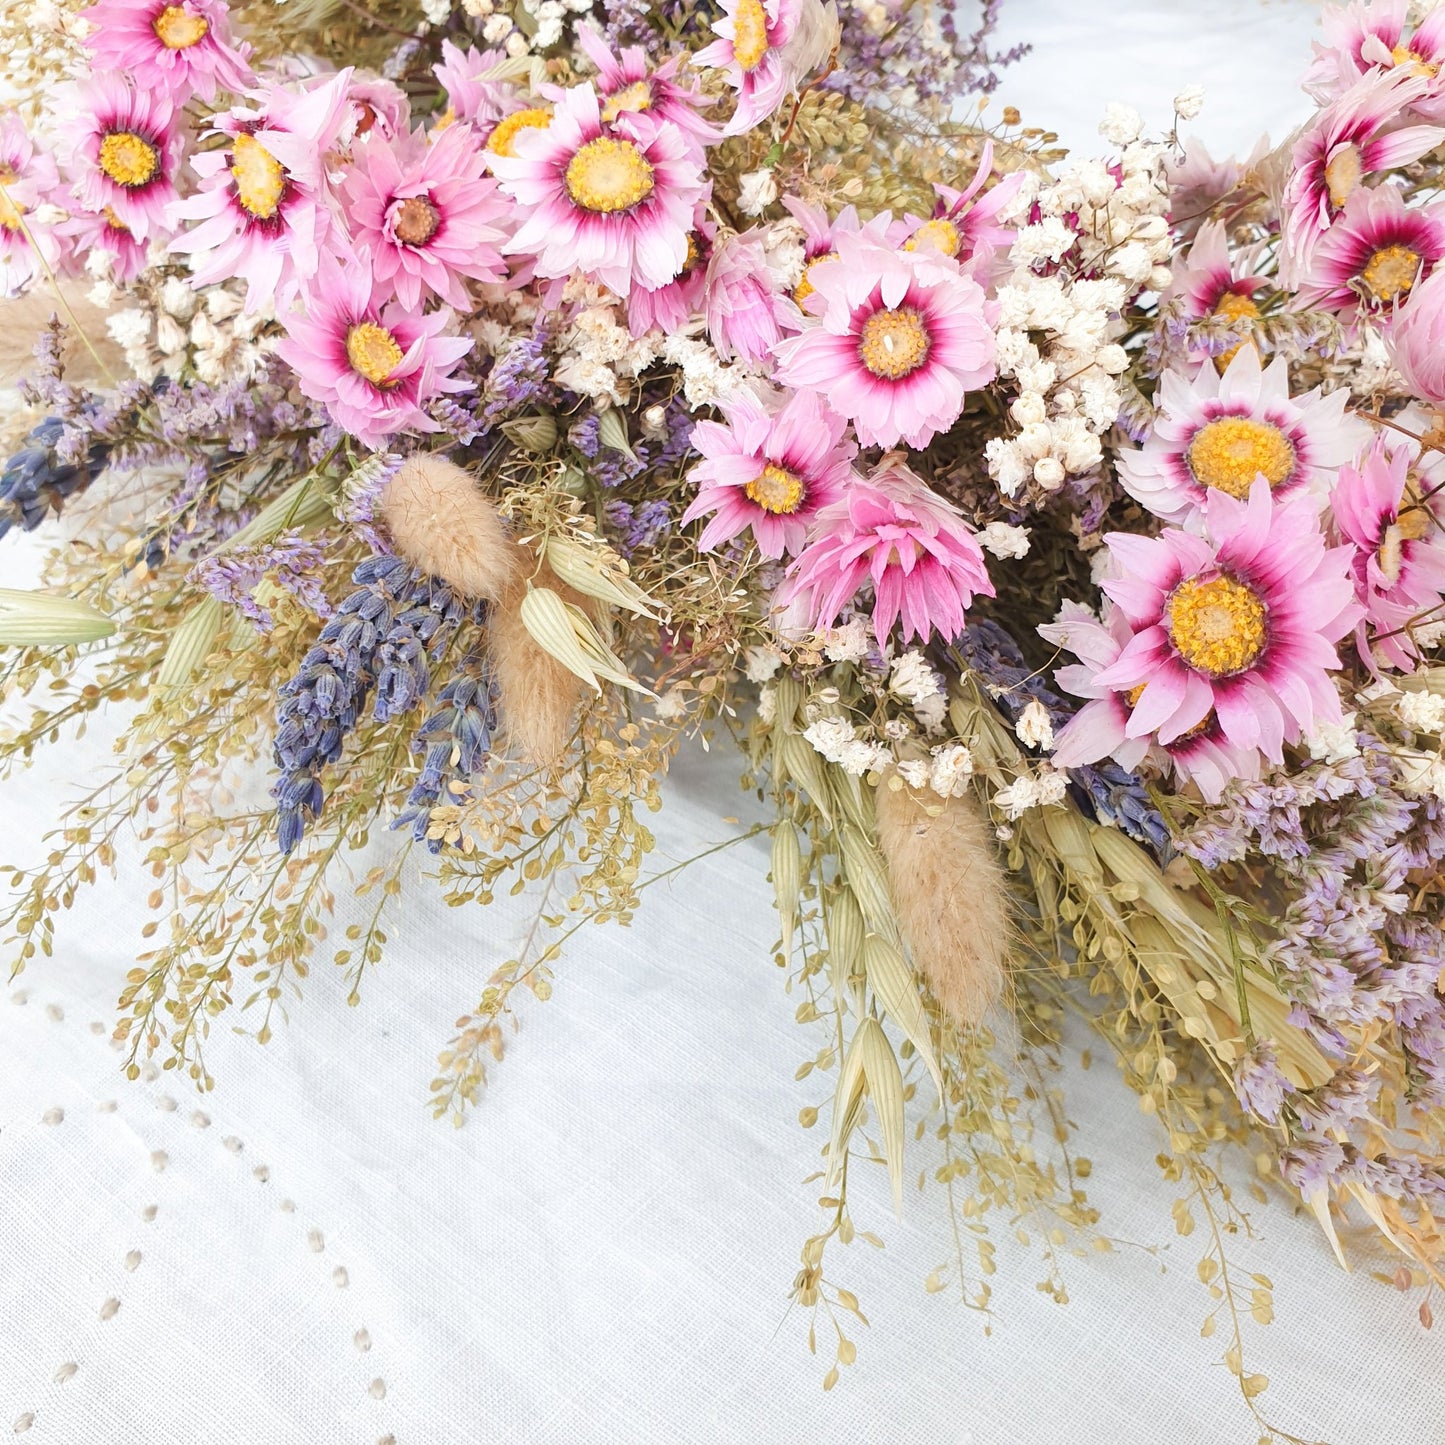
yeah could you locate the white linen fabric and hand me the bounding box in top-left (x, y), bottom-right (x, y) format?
top-left (2, 4), bottom-right (1442, 1441)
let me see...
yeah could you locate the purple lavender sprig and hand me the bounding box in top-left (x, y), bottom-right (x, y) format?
top-left (0, 416), bottom-right (112, 540)
top-left (395, 662), bottom-right (497, 850)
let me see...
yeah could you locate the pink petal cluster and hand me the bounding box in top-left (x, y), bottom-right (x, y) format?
top-left (1115, 347), bottom-right (1368, 524)
top-left (341, 124), bottom-right (506, 310)
top-left (1383, 267), bottom-right (1445, 402)
top-left (777, 455), bottom-right (994, 643)
top-left (627, 204), bottom-right (713, 337)
top-left (774, 232), bottom-right (996, 450)
top-left (488, 83), bottom-right (705, 296)
top-left (168, 70), bottom-right (354, 310)
top-left (892, 142), bottom-right (1025, 283)
top-left (696, 0), bottom-right (805, 137)
top-left (1303, 0), bottom-right (1445, 116)
top-left (1085, 480), bottom-right (1361, 765)
top-left (1040, 599), bottom-right (1263, 803)
top-left (0, 113), bottom-right (65, 297)
top-left (78, 0), bottom-right (253, 104)
top-left (1163, 219), bottom-right (1268, 360)
top-left (275, 255), bottom-right (472, 449)
top-left (682, 388), bottom-right (856, 559)
top-left (702, 228), bottom-right (798, 362)
top-left (433, 42), bottom-right (517, 130)
top-left (570, 24), bottom-right (718, 154)
top-left (1330, 428), bottom-right (1445, 670)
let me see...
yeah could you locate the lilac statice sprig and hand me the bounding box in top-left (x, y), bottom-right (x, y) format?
top-left (189, 531), bottom-right (333, 634)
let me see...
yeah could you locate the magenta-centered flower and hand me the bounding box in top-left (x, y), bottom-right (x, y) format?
top-left (0, 113), bottom-right (65, 298)
top-left (78, 0), bottom-right (253, 103)
top-left (341, 124), bottom-right (506, 310)
top-left (1163, 219), bottom-right (1269, 368)
top-left (1040, 598), bottom-right (1263, 803)
top-left (894, 142), bottom-right (1025, 282)
top-left (778, 455), bottom-right (994, 643)
top-left (683, 387), bottom-right (856, 558)
top-left (168, 70), bottom-right (353, 310)
top-left (1116, 347), bottom-right (1368, 525)
top-left (1330, 426), bottom-right (1445, 670)
top-left (1091, 480), bottom-right (1361, 765)
top-left (1303, 0), bottom-right (1445, 115)
top-left (57, 71), bottom-right (182, 243)
top-left (488, 83), bottom-right (705, 296)
top-left (774, 232), bottom-right (996, 450)
top-left (276, 255), bottom-right (472, 449)
top-left (696, 0), bottom-right (801, 136)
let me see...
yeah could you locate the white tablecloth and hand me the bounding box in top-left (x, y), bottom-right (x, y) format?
top-left (3, 5), bottom-right (1441, 1441)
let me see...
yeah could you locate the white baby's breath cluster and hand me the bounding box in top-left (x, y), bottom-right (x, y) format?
top-left (802, 715), bottom-right (892, 775)
top-left (895, 742), bottom-right (975, 798)
top-left (985, 112), bottom-right (1173, 500)
top-left (992, 764), bottom-right (1069, 820)
top-left (888, 649), bottom-right (947, 732)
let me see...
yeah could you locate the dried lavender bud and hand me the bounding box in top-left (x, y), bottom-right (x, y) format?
top-left (0, 417), bottom-right (111, 540)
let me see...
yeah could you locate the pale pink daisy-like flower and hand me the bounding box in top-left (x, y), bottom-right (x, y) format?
top-left (1115, 347), bottom-right (1369, 525)
top-left (569, 24), bottom-right (718, 154)
top-left (0, 114), bottom-right (65, 297)
top-left (682, 387), bottom-right (856, 558)
top-left (275, 254), bottom-right (473, 449)
top-left (341, 124), bottom-right (505, 311)
top-left (780, 194), bottom-right (881, 311)
top-left (1385, 267), bottom-right (1445, 402)
top-left (1330, 427), bottom-right (1445, 670)
top-left (168, 70), bottom-right (354, 310)
top-left (627, 205), bottom-right (713, 336)
top-left (1280, 67), bottom-right (1445, 283)
top-left (57, 72), bottom-right (182, 243)
top-left (58, 206), bottom-right (149, 283)
top-left (773, 232), bottom-right (996, 450)
top-left (702, 228), bottom-right (798, 362)
top-left (338, 75), bottom-right (412, 151)
top-left (1163, 219), bottom-right (1269, 368)
top-left (77, 0), bottom-right (253, 104)
top-left (778, 454), bottom-right (994, 643)
top-left (1039, 599), bottom-right (1263, 803)
top-left (1303, 0), bottom-right (1445, 114)
top-left (488, 84), bottom-right (705, 296)
top-left (695, 0), bottom-right (803, 137)
top-left (1090, 480), bottom-right (1361, 764)
top-left (433, 42), bottom-right (517, 129)
top-left (893, 142), bottom-right (1025, 281)
top-left (1295, 182), bottom-right (1445, 313)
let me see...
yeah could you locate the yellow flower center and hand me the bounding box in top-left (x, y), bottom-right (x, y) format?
top-left (1186, 416), bottom-right (1296, 499)
top-left (858, 306), bottom-right (931, 380)
top-left (1380, 474), bottom-right (1436, 582)
top-left (98, 131), bottom-right (160, 189)
top-left (1167, 574), bottom-right (1268, 677)
top-left (904, 218), bottom-right (962, 258)
top-left (794, 250), bottom-right (837, 305)
top-left (602, 80), bottom-right (654, 122)
top-left (564, 136), bottom-right (654, 214)
top-left (732, 0), bottom-right (771, 71)
top-left (1126, 682), bottom-right (1213, 740)
top-left (1324, 142), bottom-right (1362, 211)
top-left (1211, 289), bottom-right (1260, 372)
top-left (485, 108), bottom-right (552, 158)
top-left (1391, 42), bottom-right (1439, 77)
top-left (345, 321), bottom-right (404, 386)
top-left (0, 166), bottom-right (24, 232)
top-left (744, 462), bottom-right (805, 514)
top-left (1361, 243), bottom-right (1421, 303)
top-left (230, 133), bottom-right (287, 220)
top-left (682, 231), bottom-right (702, 272)
top-left (102, 205), bottom-right (131, 232)
top-left (393, 194), bottom-right (440, 246)
top-left (152, 4), bottom-right (209, 48)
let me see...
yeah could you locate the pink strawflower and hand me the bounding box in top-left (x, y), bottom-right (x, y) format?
top-left (702, 228), bottom-right (797, 362)
top-left (0, 114), bottom-right (65, 297)
top-left (1280, 67), bottom-right (1445, 283)
top-left (275, 254), bottom-right (473, 449)
top-left (57, 206), bottom-right (149, 283)
top-left (1115, 346), bottom-right (1369, 525)
top-left (627, 205), bottom-right (713, 336)
top-left (695, 0), bottom-right (804, 136)
top-left (682, 387), bottom-right (856, 558)
top-left (773, 232), bottom-right (996, 450)
top-left (569, 24), bottom-right (718, 154)
top-left (893, 142), bottom-right (1025, 281)
top-left (1385, 267), bottom-right (1445, 402)
top-left (1303, 0), bottom-right (1445, 115)
top-left (778, 455), bottom-right (994, 643)
top-left (487, 83), bottom-right (705, 296)
top-left (168, 70), bottom-right (354, 311)
top-left (338, 75), bottom-right (412, 150)
top-left (1090, 479), bottom-right (1361, 765)
top-left (56, 71), bottom-right (182, 243)
top-left (1163, 219), bottom-right (1269, 366)
top-left (433, 42), bottom-right (517, 129)
top-left (1330, 426), bottom-right (1445, 669)
top-left (77, 0), bottom-right (253, 104)
top-left (1165, 136), bottom-right (1268, 238)
top-left (1039, 599), bottom-right (1263, 803)
top-left (341, 124), bottom-right (505, 310)
top-left (1295, 182), bottom-right (1445, 313)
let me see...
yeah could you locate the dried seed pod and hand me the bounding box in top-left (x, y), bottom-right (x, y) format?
top-left (873, 778), bottom-right (1009, 1027)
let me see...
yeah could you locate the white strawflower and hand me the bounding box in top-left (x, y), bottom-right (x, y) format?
top-left (1305, 712), bottom-right (1361, 764)
top-left (1033, 456), bottom-right (1066, 488)
top-left (737, 168), bottom-right (779, 215)
top-left (1099, 102), bottom-right (1143, 145)
top-left (889, 649), bottom-right (942, 706)
top-left (653, 686), bottom-right (688, 722)
top-left (743, 644), bottom-right (784, 683)
top-left (928, 743), bottom-right (974, 798)
top-left (1016, 698), bottom-right (1054, 750)
top-left (821, 617), bottom-right (871, 663)
top-left (1173, 85), bottom-right (1205, 120)
top-left (105, 307), bottom-right (150, 350)
top-left (896, 759), bottom-right (931, 789)
top-left (1399, 690), bottom-right (1445, 735)
top-left (980, 522), bottom-right (1030, 560)
top-left (422, 0), bottom-right (451, 22)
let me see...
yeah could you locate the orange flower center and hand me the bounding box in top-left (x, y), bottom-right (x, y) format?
top-left (230, 133), bottom-right (287, 219)
top-left (794, 250), bottom-right (837, 305)
top-left (346, 321), bottom-right (404, 386)
top-left (393, 194), bottom-right (440, 246)
top-left (152, 4), bottom-right (209, 48)
top-left (858, 306), bottom-right (931, 380)
top-left (1211, 289), bottom-right (1259, 372)
top-left (732, 0), bottom-right (771, 71)
top-left (99, 131), bottom-right (160, 189)
top-left (486, 108), bottom-right (552, 158)
top-left (1186, 416), bottom-right (1296, 499)
top-left (1361, 243), bottom-right (1421, 303)
top-left (564, 137), bottom-right (654, 213)
top-left (1167, 574), bottom-right (1268, 677)
top-left (1391, 42), bottom-right (1440, 78)
top-left (744, 463), bottom-right (805, 514)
